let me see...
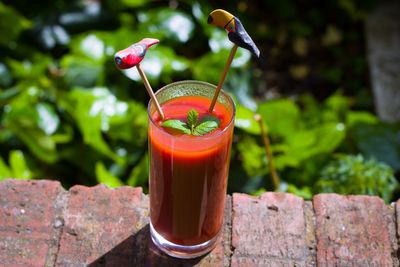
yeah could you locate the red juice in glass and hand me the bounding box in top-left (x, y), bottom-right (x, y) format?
top-left (148, 81), bottom-right (235, 258)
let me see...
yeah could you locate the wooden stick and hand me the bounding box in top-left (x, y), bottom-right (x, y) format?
top-left (208, 44), bottom-right (238, 112)
top-left (136, 63), bottom-right (164, 120)
top-left (254, 114), bottom-right (280, 191)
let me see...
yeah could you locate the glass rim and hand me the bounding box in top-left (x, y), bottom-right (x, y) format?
top-left (147, 80), bottom-right (236, 139)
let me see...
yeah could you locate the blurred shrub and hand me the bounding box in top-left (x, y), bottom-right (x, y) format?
top-left (0, 0), bottom-right (398, 202)
top-left (315, 154), bottom-right (398, 203)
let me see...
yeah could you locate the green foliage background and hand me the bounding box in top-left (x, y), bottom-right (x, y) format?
top-left (0, 0), bottom-right (399, 202)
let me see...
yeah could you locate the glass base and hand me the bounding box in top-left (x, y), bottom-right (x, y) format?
top-left (150, 222), bottom-right (220, 259)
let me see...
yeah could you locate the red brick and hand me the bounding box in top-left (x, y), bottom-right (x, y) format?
top-left (56, 184), bottom-right (147, 266)
top-left (231, 192), bottom-right (312, 266)
top-left (0, 179), bottom-right (65, 267)
top-left (56, 185), bottom-right (231, 267)
top-left (314, 194), bottom-right (396, 267)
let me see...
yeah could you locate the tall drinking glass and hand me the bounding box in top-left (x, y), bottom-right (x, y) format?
top-left (147, 80), bottom-right (235, 258)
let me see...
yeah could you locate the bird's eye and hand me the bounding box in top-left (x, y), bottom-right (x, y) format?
top-left (115, 57), bottom-right (123, 66)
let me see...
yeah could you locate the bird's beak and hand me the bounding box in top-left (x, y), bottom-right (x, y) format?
top-left (208, 9), bottom-right (234, 30)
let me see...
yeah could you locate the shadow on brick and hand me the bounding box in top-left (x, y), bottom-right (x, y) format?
top-left (88, 224), bottom-right (206, 267)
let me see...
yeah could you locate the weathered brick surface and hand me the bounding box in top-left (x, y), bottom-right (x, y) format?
top-left (314, 194), bottom-right (397, 267)
top-left (55, 184), bottom-right (148, 266)
top-left (231, 192), bottom-right (313, 267)
top-left (1, 180), bottom-right (399, 267)
top-left (55, 185), bottom-right (231, 267)
top-left (0, 179), bottom-right (66, 267)
top-left (136, 196), bottom-right (232, 267)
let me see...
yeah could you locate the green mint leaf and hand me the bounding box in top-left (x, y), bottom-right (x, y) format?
top-left (193, 115), bottom-right (220, 136)
top-left (161, 120), bottom-right (191, 135)
top-left (187, 109), bottom-right (199, 133)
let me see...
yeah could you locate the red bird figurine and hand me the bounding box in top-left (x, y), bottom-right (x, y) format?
top-left (114, 38), bottom-right (159, 69)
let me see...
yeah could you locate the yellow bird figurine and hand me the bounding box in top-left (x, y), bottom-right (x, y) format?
top-left (208, 9), bottom-right (260, 57)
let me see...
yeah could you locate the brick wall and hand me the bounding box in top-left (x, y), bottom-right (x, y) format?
top-left (0, 179), bottom-right (398, 266)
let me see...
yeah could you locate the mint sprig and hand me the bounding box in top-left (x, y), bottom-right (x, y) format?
top-left (161, 109), bottom-right (220, 136)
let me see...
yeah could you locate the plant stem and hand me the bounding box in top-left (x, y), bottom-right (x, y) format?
top-left (254, 114), bottom-right (280, 191)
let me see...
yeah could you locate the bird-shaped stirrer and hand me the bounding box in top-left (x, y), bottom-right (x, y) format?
top-left (207, 9), bottom-right (260, 112)
top-left (114, 38), bottom-right (165, 120)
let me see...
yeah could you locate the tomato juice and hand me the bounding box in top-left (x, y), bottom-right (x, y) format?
top-left (149, 91), bottom-right (234, 247)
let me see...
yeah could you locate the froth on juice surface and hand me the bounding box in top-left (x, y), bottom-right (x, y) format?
top-left (149, 95), bottom-right (234, 245)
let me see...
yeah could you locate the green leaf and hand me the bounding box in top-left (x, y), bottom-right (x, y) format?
top-left (70, 34), bottom-right (106, 62)
top-left (161, 111), bottom-right (220, 136)
top-left (161, 120), bottom-right (191, 135)
top-left (9, 150), bottom-right (32, 179)
top-left (235, 104), bottom-right (260, 135)
top-left (307, 123), bottom-right (346, 155)
top-left (200, 115), bottom-right (220, 126)
top-left (3, 88), bottom-right (58, 163)
top-left (350, 123), bottom-right (400, 171)
top-left (95, 162), bottom-right (123, 188)
top-left (346, 111), bottom-right (378, 128)
top-left (193, 119), bottom-right (219, 136)
top-left (137, 9), bottom-right (194, 43)
top-left (187, 109), bottom-right (198, 131)
top-left (107, 101), bottom-right (148, 144)
top-left (59, 87), bottom-right (126, 164)
top-left (0, 157), bottom-right (11, 181)
top-left (120, 0), bottom-right (147, 7)
top-left (257, 99), bottom-right (300, 138)
top-left (286, 184), bottom-right (312, 199)
top-left (237, 136), bottom-right (268, 177)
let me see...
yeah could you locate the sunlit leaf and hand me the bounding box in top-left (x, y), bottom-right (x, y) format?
top-left (95, 162), bottom-right (123, 188)
top-left (0, 156), bottom-right (11, 180)
top-left (310, 123), bottom-right (346, 154)
top-left (61, 88), bottom-right (121, 162)
top-left (36, 103), bottom-right (60, 135)
top-left (120, 0), bottom-right (146, 8)
top-left (138, 9), bottom-right (194, 43)
top-left (346, 111), bottom-right (378, 128)
top-left (237, 136), bottom-right (268, 177)
top-left (3, 88), bottom-right (58, 163)
top-left (257, 99), bottom-right (300, 138)
top-left (108, 101), bottom-right (148, 144)
top-left (60, 87), bottom-right (146, 164)
top-left (286, 184), bottom-right (312, 199)
top-left (235, 105), bottom-right (260, 135)
top-left (9, 150), bottom-right (32, 179)
top-left (70, 33), bottom-right (105, 62)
